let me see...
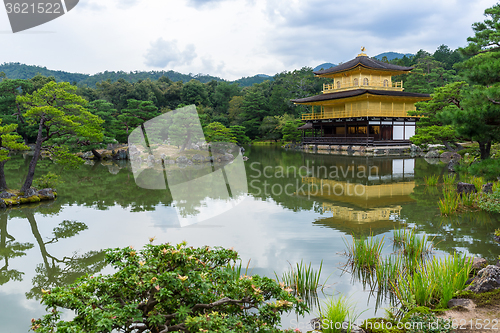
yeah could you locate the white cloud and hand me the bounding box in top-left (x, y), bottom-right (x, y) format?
top-left (117, 0), bottom-right (140, 9)
top-left (186, 0), bottom-right (226, 8)
top-left (144, 38), bottom-right (197, 68)
top-left (76, 0), bottom-right (105, 11)
top-left (1, 0), bottom-right (499, 80)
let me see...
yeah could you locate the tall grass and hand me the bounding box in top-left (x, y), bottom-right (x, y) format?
top-left (319, 295), bottom-right (361, 333)
top-left (375, 255), bottom-right (404, 292)
top-left (344, 235), bottom-right (384, 271)
top-left (442, 174), bottom-right (456, 186)
top-left (423, 175), bottom-right (439, 186)
top-left (471, 176), bottom-right (486, 192)
top-left (391, 253), bottom-right (472, 309)
top-left (392, 227), bottom-right (433, 259)
top-left (392, 227), bottom-right (406, 247)
top-left (276, 260), bottom-right (322, 296)
top-left (438, 190), bottom-right (459, 215)
top-left (461, 192), bottom-right (479, 208)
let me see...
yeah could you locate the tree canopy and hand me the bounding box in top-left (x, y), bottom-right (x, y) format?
top-left (31, 242), bottom-right (307, 333)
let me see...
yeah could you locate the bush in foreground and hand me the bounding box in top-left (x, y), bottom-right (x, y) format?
top-left (31, 241), bottom-right (307, 332)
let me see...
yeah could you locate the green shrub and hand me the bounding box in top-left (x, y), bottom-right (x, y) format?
top-left (32, 172), bottom-right (61, 189)
top-left (405, 312), bottom-right (453, 333)
top-left (478, 189), bottom-right (500, 213)
top-left (31, 242), bottom-right (307, 333)
top-left (464, 159), bottom-right (500, 181)
top-left (457, 146), bottom-right (479, 157)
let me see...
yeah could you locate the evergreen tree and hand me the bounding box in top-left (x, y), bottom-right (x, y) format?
top-left (17, 82), bottom-right (104, 192)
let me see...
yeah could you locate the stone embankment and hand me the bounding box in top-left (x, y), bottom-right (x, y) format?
top-left (76, 143), bottom-right (248, 164)
top-left (75, 144), bottom-right (129, 160)
top-left (0, 188), bottom-right (57, 209)
top-left (283, 143), bottom-right (425, 157)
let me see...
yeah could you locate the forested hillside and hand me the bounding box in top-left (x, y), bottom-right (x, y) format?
top-left (0, 44), bottom-right (472, 147)
top-left (0, 63), bottom-right (224, 86)
top-left (1, 24), bottom-right (499, 162)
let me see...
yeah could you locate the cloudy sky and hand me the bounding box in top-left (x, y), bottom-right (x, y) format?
top-left (0, 0), bottom-right (498, 80)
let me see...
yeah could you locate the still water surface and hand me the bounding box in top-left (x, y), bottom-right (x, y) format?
top-left (1, 146), bottom-right (499, 332)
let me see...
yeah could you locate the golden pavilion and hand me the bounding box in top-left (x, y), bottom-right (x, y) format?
top-left (292, 49), bottom-right (431, 146)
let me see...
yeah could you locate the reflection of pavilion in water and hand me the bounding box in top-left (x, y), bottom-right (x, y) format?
top-left (302, 157), bottom-right (416, 234)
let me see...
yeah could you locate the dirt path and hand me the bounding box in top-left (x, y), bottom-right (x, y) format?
top-left (439, 301), bottom-right (500, 333)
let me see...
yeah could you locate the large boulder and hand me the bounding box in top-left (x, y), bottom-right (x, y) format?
top-left (37, 188), bottom-right (56, 200)
top-left (425, 150), bottom-right (440, 158)
top-left (82, 151), bottom-right (94, 159)
top-left (223, 153), bottom-right (234, 161)
top-left (23, 188), bottom-right (37, 197)
top-left (147, 154), bottom-right (156, 165)
top-left (448, 298), bottom-right (475, 311)
top-left (191, 154), bottom-right (205, 163)
top-left (465, 265), bottom-right (500, 293)
top-left (472, 257), bottom-right (488, 271)
top-left (482, 183), bottom-right (493, 194)
top-left (176, 156), bottom-right (189, 164)
top-left (457, 182), bottom-right (477, 195)
top-left (129, 145), bottom-right (140, 156)
top-left (410, 144), bottom-right (422, 153)
top-left (0, 191), bottom-right (15, 199)
top-left (113, 149), bottom-right (128, 160)
top-left (440, 151), bottom-right (461, 163)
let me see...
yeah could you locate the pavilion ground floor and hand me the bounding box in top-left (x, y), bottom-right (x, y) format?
top-left (300, 117), bottom-right (417, 146)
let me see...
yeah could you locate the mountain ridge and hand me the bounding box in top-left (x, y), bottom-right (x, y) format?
top-left (0, 52), bottom-right (415, 88)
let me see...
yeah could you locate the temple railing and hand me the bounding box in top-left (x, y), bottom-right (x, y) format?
top-left (322, 81), bottom-right (403, 93)
top-left (301, 110), bottom-right (418, 120)
top-left (302, 137), bottom-right (375, 145)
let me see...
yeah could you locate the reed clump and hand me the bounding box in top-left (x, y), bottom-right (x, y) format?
top-left (319, 295), bottom-right (361, 333)
top-left (344, 235), bottom-right (384, 271)
top-left (375, 255), bottom-right (404, 292)
top-left (438, 189), bottom-right (460, 215)
top-left (438, 188), bottom-right (482, 215)
top-left (391, 253), bottom-right (472, 309)
top-left (392, 227), bottom-right (433, 259)
top-left (423, 175), bottom-right (439, 186)
top-left (442, 173), bottom-right (456, 186)
top-left (275, 260), bottom-right (322, 297)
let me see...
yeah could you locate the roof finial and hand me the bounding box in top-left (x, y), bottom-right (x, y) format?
top-left (358, 47), bottom-right (368, 57)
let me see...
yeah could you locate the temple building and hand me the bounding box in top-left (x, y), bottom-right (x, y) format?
top-left (292, 49), bottom-right (431, 146)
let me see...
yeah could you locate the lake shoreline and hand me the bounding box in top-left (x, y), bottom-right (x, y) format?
top-left (0, 188), bottom-right (57, 208)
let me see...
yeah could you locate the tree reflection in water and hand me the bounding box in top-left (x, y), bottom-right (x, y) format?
top-left (0, 202), bottom-right (107, 300)
top-left (0, 213), bottom-right (34, 285)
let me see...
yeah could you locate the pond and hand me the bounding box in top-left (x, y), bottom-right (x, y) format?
top-left (1, 146), bottom-right (499, 332)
